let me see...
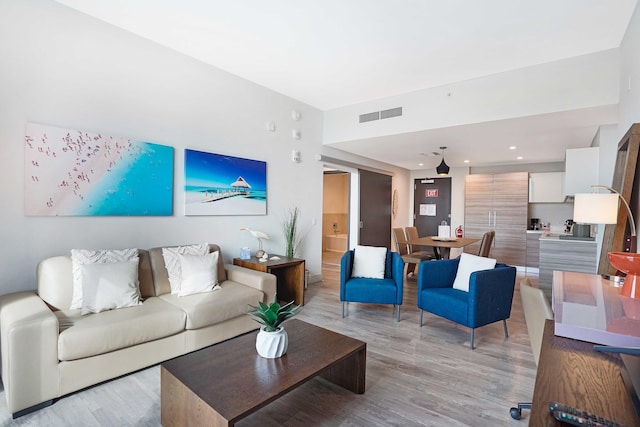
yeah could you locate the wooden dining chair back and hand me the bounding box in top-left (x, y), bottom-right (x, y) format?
top-left (404, 227), bottom-right (422, 253)
top-left (393, 228), bottom-right (432, 276)
top-left (478, 230), bottom-right (495, 257)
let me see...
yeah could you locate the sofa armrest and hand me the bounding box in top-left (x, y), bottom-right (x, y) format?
top-left (224, 264), bottom-right (277, 304)
top-left (0, 291), bottom-right (59, 415)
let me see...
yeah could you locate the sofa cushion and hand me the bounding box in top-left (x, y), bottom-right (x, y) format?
top-left (70, 248), bottom-right (139, 309)
top-left (178, 252), bottom-right (221, 297)
top-left (149, 244), bottom-right (227, 296)
top-left (352, 245), bottom-right (387, 279)
top-left (452, 253), bottom-right (497, 292)
top-left (56, 297), bottom-right (186, 361)
top-left (161, 243), bottom-right (209, 294)
top-left (159, 280), bottom-right (264, 330)
top-left (80, 260), bottom-right (142, 315)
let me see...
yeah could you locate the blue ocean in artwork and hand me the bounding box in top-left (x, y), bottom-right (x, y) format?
top-left (77, 142), bottom-right (174, 216)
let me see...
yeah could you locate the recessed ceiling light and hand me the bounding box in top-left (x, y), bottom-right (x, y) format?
top-left (517, 156), bottom-right (523, 160)
top-left (510, 146), bottom-right (516, 150)
top-left (418, 163), bottom-right (424, 166)
top-left (464, 160), bottom-right (470, 163)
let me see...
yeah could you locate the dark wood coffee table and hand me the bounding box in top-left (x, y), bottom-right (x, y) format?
top-left (160, 319), bottom-right (366, 426)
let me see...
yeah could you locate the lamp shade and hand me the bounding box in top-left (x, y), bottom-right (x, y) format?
top-left (573, 193), bottom-right (618, 224)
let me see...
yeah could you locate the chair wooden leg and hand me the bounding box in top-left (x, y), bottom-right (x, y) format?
top-left (503, 319), bottom-right (509, 338)
top-left (470, 329), bottom-right (475, 349)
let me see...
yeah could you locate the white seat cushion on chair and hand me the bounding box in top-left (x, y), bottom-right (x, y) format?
top-left (351, 245), bottom-right (387, 279)
top-left (452, 252), bottom-right (497, 292)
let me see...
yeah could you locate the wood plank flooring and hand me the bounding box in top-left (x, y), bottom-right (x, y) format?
top-left (0, 261), bottom-right (539, 426)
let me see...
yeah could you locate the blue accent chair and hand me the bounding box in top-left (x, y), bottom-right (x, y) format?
top-left (340, 249), bottom-right (405, 321)
top-left (417, 258), bottom-right (516, 348)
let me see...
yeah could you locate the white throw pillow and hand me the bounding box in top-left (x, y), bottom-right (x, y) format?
top-left (351, 245), bottom-right (387, 279)
top-left (70, 248), bottom-right (139, 310)
top-left (80, 260), bottom-right (142, 315)
top-left (162, 243), bottom-right (209, 294)
top-left (452, 252), bottom-right (497, 292)
top-left (178, 252), bottom-right (221, 297)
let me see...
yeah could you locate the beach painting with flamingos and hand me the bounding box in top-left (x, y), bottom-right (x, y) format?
top-left (184, 148), bottom-right (267, 216)
top-left (25, 122), bottom-right (174, 216)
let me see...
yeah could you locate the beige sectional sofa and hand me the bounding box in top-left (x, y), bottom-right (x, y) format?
top-left (0, 244), bottom-right (276, 418)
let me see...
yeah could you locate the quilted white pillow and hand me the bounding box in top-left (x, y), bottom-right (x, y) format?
top-left (80, 259), bottom-right (142, 315)
top-left (178, 252), bottom-right (221, 297)
top-left (70, 248), bottom-right (139, 310)
top-left (351, 245), bottom-right (387, 279)
top-left (162, 243), bottom-right (209, 294)
top-left (452, 252), bottom-right (497, 292)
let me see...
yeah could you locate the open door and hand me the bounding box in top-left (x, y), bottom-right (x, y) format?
top-left (359, 169), bottom-right (392, 248)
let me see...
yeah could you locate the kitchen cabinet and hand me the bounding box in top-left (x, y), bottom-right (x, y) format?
top-left (564, 147), bottom-right (599, 196)
top-left (538, 236), bottom-right (597, 292)
top-left (529, 172), bottom-right (565, 203)
top-left (464, 172), bottom-right (528, 266)
top-left (526, 231), bottom-right (543, 269)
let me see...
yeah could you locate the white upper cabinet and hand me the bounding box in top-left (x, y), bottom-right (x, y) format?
top-left (564, 147), bottom-right (599, 196)
top-left (529, 172), bottom-right (565, 203)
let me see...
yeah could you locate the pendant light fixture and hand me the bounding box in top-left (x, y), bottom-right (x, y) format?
top-left (436, 146), bottom-right (450, 176)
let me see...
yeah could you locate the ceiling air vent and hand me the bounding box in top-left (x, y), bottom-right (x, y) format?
top-left (359, 111), bottom-right (380, 123)
top-left (359, 107), bottom-right (403, 123)
top-left (380, 107), bottom-right (402, 119)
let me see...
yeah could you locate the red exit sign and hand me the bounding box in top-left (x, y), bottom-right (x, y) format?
top-left (425, 189), bottom-right (439, 197)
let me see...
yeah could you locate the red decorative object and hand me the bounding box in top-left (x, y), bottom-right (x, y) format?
top-left (608, 252), bottom-right (640, 299)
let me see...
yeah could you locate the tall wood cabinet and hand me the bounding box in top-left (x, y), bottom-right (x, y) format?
top-left (464, 172), bottom-right (528, 266)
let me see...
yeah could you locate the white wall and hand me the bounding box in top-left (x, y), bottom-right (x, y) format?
top-left (0, 0), bottom-right (324, 293)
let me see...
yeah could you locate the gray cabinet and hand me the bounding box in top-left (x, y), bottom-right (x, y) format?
top-left (538, 237), bottom-right (597, 292)
top-left (526, 231), bottom-right (543, 268)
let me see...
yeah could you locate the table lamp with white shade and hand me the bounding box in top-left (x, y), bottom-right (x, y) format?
top-left (573, 185), bottom-right (639, 299)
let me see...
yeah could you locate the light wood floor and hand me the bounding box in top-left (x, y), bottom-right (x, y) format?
top-left (0, 262), bottom-right (539, 426)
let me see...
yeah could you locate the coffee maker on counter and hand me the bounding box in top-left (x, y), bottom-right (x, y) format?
top-left (530, 218), bottom-right (540, 230)
top-left (564, 219), bottom-right (574, 234)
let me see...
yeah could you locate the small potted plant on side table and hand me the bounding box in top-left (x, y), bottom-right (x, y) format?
top-left (247, 295), bottom-right (300, 358)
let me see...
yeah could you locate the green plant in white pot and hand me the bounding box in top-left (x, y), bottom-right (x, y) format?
top-left (247, 295), bottom-right (300, 358)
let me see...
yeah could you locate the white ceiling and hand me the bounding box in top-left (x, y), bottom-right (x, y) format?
top-left (55, 0), bottom-right (637, 170)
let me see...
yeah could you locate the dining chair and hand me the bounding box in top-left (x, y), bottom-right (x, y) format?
top-left (392, 228), bottom-right (433, 276)
top-left (509, 277), bottom-right (554, 420)
top-left (477, 230), bottom-right (495, 257)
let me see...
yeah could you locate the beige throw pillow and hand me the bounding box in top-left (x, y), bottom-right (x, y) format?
top-left (161, 243), bottom-right (209, 294)
top-left (178, 252), bottom-right (221, 297)
top-left (70, 248), bottom-right (139, 310)
top-left (451, 253), bottom-right (497, 292)
top-left (80, 259), bottom-right (142, 315)
top-left (351, 245), bottom-right (387, 279)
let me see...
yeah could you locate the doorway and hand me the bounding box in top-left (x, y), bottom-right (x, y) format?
top-left (359, 169), bottom-right (392, 248)
top-left (322, 169), bottom-right (350, 265)
top-left (413, 177), bottom-right (452, 236)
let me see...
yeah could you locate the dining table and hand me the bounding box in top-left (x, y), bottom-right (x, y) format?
top-left (406, 236), bottom-right (480, 259)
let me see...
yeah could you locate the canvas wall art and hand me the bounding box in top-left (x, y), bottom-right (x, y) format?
top-left (25, 122), bottom-right (174, 216)
top-left (184, 149), bottom-right (267, 216)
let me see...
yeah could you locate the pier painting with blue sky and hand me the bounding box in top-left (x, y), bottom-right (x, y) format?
top-left (184, 149), bottom-right (267, 216)
top-left (24, 122), bottom-right (174, 216)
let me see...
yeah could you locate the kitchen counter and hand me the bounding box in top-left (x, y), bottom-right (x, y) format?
top-left (538, 237), bottom-right (598, 291)
top-left (539, 233), bottom-right (596, 242)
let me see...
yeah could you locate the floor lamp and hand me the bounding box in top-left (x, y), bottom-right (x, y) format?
top-left (574, 185), bottom-right (639, 299)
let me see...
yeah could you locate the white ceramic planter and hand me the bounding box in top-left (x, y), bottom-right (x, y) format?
top-left (255, 326), bottom-right (288, 358)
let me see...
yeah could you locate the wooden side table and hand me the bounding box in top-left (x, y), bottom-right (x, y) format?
top-left (233, 255), bottom-right (306, 306)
